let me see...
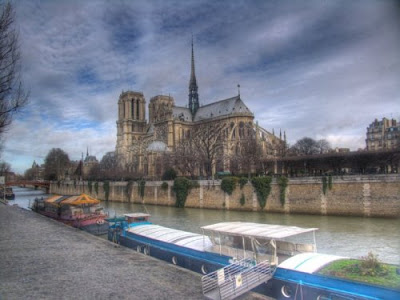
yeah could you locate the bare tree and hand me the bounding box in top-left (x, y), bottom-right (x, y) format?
top-left (24, 167), bottom-right (35, 180)
top-left (192, 122), bottom-right (226, 178)
top-left (316, 139), bottom-right (332, 154)
top-left (232, 131), bottom-right (263, 177)
top-left (0, 160), bottom-right (10, 175)
top-left (173, 135), bottom-right (200, 178)
top-left (290, 137), bottom-right (320, 156)
top-left (98, 152), bottom-right (120, 180)
top-left (44, 148), bottom-right (70, 180)
top-left (0, 2), bottom-right (28, 137)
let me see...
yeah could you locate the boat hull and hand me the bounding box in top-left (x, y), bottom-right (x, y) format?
top-left (35, 210), bottom-right (108, 235)
top-left (107, 222), bottom-right (232, 275)
top-left (118, 233), bottom-right (231, 275)
top-left (259, 268), bottom-right (400, 300)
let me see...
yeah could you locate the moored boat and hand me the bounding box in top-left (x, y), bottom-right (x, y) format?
top-left (108, 214), bottom-right (400, 300)
top-left (0, 187), bottom-right (15, 200)
top-left (32, 194), bottom-right (108, 235)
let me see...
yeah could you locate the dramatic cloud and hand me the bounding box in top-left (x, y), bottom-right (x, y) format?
top-left (3, 0), bottom-right (400, 173)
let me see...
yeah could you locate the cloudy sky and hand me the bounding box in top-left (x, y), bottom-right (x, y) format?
top-left (3, 0), bottom-right (400, 174)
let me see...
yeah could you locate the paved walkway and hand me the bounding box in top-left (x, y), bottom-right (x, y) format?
top-left (0, 204), bottom-right (269, 300)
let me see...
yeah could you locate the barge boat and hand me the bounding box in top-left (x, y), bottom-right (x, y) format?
top-left (32, 193), bottom-right (108, 235)
top-left (0, 187), bottom-right (15, 200)
top-left (108, 213), bottom-right (400, 300)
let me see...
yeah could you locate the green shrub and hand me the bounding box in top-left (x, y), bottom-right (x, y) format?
top-left (161, 181), bottom-right (169, 191)
top-left (138, 179), bottom-right (146, 199)
top-left (94, 181), bottom-right (99, 194)
top-left (88, 180), bottom-right (92, 193)
top-left (318, 254), bottom-right (397, 288)
top-left (103, 181), bottom-right (110, 201)
top-left (125, 180), bottom-right (134, 199)
top-left (162, 168), bottom-right (177, 180)
top-left (278, 176), bottom-right (289, 206)
top-left (328, 174), bottom-right (333, 190)
top-left (251, 176), bottom-right (272, 209)
top-left (57, 180), bottom-right (61, 188)
top-left (239, 177), bottom-right (248, 189)
top-left (173, 177), bottom-right (194, 208)
top-left (73, 179), bottom-right (76, 189)
top-left (322, 176), bottom-right (328, 195)
top-left (221, 177), bottom-right (238, 195)
top-left (239, 193), bottom-right (246, 206)
top-left (358, 252), bottom-right (388, 276)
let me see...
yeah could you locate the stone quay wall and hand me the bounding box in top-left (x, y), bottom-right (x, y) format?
top-left (50, 175), bottom-right (400, 218)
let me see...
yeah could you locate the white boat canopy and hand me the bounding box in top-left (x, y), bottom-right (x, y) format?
top-left (127, 224), bottom-right (213, 252)
top-left (201, 222), bottom-right (318, 241)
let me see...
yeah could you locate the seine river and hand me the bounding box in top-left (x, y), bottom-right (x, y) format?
top-left (10, 186), bottom-right (400, 265)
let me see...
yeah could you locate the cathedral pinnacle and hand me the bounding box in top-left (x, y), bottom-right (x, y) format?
top-left (188, 36), bottom-right (199, 115)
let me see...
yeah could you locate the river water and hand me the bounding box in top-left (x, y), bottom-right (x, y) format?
top-left (10, 186), bottom-right (400, 265)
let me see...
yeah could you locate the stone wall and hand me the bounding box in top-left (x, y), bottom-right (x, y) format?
top-left (50, 175), bottom-right (400, 218)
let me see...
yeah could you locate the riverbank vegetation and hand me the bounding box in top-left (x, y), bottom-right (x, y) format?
top-left (318, 252), bottom-right (400, 289)
top-left (221, 176), bottom-right (238, 195)
top-left (173, 178), bottom-right (196, 207)
top-left (251, 176), bottom-right (272, 208)
top-left (277, 176), bottom-right (288, 206)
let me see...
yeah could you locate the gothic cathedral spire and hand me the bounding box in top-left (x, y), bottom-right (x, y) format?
top-left (188, 37), bottom-right (199, 115)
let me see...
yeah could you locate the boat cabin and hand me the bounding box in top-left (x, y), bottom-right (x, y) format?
top-left (124, 213), bottom-right (151, 224)
top-left (201, 222), bottom-right (318, 266)
top-left (33, 194), bottom-right (106, 220)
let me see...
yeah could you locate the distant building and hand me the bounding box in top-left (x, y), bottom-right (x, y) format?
top-left (83, 149), bottom-right (98, 178)
top-left (115, 41), bottom-right (285, 178)
top-left (31, 161), bottom-right (44, 180)
top-left (366, 118), bottom-right (400, 151)
top-left (332, 147), bottom-right (350, 153)
top-left (72, 149), bottom-right (99, 180)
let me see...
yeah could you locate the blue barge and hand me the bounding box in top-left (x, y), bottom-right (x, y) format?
top-left (108, 213), bottom-right (400, 300)
top-left (108, 213), bottom-right (232, 274)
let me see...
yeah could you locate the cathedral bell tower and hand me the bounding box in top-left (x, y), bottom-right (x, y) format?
top-left (188, 38), bottom-right (199, 115)
top-left (115, 91), bottom-right (146, 166)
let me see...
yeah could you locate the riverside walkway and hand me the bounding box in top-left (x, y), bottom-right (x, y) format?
top-left (0, 204), bottom-right (268, 300)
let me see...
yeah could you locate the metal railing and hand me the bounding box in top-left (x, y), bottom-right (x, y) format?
top-left (202, 258), bottom-right (272, 300)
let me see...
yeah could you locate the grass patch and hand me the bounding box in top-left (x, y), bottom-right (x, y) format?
top-left (318, 258), bottom-right (400, 289)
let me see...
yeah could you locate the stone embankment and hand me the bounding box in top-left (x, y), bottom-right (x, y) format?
top-left (51, 174), bottom-right (400, 218)
top-left (0, 204), bottom-right (266, 300)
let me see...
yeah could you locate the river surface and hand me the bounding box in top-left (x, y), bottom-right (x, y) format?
top-left (10, 186), bottom-right (400, 265)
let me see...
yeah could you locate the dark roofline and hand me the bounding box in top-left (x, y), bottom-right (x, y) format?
top-left (199, 95), bottom-right (240, 109)
top-left (279, 148), bottom-right (400, 162)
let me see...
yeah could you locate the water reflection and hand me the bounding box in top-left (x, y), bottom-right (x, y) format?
top-left (10, 187), bottom-right (400, 264)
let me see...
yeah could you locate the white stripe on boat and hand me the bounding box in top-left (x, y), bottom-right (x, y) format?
top-left (127, 224), bottom-right (213, 251)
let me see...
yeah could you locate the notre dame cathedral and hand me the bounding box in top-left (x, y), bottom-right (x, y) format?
top-left (115, 41), bottom-right (286, 178)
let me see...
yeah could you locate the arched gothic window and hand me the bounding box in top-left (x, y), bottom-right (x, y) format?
top-left (239, 122), bottom-right (244, 139)
top-left (131, 99), bottom-right (135, 119)
top-left (136, 99), bottom-right (140, 119)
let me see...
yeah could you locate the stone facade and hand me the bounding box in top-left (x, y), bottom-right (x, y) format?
top-left (51, 175), bottom-right (400, 218)
top-left (115, 42), bottom-right (285, 178)
top-left (366, 118), bottom-right (400, 151)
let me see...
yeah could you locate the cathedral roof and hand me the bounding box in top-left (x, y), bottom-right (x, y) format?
top-left (172, 106), bottom-right (192, 121)
top-left (194, 95), bottom-right (253, 122)
top-left (171, 96), bottom-right (253, 123)
top-left (84, 155), bottom-right (98, 163)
